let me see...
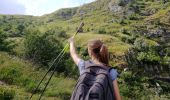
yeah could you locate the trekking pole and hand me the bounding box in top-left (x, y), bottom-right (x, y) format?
top-left (38, 22), bottom-right (84, 100)
top-left (30, 45), bottom-right (68, 99)
top-left (38, 51), bottom-right (66, 100)
top-left (30, 22), bottom-right (84, 99)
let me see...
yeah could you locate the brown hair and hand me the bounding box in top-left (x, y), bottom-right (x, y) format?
top-left (88, 40), bottom-right (109, 66)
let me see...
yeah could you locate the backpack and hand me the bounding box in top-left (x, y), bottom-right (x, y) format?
top-left (70, 60), bottom-right (115, 100)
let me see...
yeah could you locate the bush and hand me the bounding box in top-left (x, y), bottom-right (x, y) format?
top-left (119, 71), bottom-right (152, 99)
top-left (0, 87), bottom-right (15, 100)
top-left (128, 13), bottom-right (140, 20)
top-left (0, 67), bottom-right (22, 84)
top-left (120, 36), bottom-right (135, 44)
top-left (120, 28), bottom-right (130, 35)
top-left (119, 19), bottom-right (128, 25)
top-left (24, 30), bottom-right (63, 66)
top-left (0, 30), bottom-right (14, 52)
top-left (134, 38), bottom-right (158, 50)
top-left (137, 51), bottom-right (161, 63)
top-left (46, 29), bottom-right (67, 38)
top-left (97, 28), bottom-right (106, 34)
top-left (24, 29), bottom-right (76, 76)
top-left (125, 37), bottom-right (170, 76)
top-left (25, 80), bottom-right (38, 92)
top-left (0, 63), bottom-right (40, 93)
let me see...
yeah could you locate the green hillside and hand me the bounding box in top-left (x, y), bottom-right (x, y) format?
top-left (0, 0), bottom-right (170, 99)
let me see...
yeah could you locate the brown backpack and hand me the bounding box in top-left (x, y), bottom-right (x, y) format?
top-left (70, 60), bottom-right (115, 100)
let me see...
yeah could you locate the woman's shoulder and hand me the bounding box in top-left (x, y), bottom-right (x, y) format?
top-left (109, 68), bottom-right (118, 81)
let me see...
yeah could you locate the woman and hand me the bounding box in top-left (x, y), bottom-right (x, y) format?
top-left (69, 36), bottom-right (121, 100)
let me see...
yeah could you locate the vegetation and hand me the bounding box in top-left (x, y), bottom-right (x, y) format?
top-left (0, 30), bottom-right (14, 52)
top-left (0, 0), bottom-right (170, 99)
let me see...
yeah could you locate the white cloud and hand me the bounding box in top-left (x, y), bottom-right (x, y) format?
top-left (17, 0), bottom-right (96, 16)
top-left (17, 0), bottom-right (49, 16)
top-left (0, 0), bottom-right (96, 16)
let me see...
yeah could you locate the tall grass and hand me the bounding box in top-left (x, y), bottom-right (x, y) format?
top-left (0, 52), bottom-right (76, 99)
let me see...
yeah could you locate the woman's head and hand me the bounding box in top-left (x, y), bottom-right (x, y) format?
top-left (88, 39), bottom-right (109, 66)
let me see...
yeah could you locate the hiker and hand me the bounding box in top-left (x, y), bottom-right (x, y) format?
top-left (69, 36), bottom-right (121, 100)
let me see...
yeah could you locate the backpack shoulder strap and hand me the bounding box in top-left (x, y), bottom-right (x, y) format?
top-left (108, 67), bottom-right (114, 73)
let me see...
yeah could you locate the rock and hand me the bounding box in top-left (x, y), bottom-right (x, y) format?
top-left (108, 1), bottom-right (123, 13)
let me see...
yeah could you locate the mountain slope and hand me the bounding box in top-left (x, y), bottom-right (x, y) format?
top-left (0, 0), bottom-right (170, 99)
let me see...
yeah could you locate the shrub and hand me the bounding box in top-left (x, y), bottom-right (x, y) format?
top-left (24, 30), bottom-right (63, 66)
top-left (119, 19), bottom-right (128, 25)
top-left (0, 67), bottom-right (22, 84)
top-left (125, 37), bottom-right (170, 76)
top-left (25, 81), bottom-right (38, 92)
top-left (134, 38), bottom-right (158, 50)
top-left (46, 29), bottom-right (67, 38)
top-left (97, 28), bottom-right (106, 34)
top-left (0, 87), bottom-right (15, 100)
top-left (128, 13), bottom-right (140, 20)
top-left (0, 30), bottom-right (14, 52)
top-left (137, 51), bottom-right (161, 63)
top-left (120, 28), bottom-right (130, 35)
top-left (119, 71), bottom-right (151, 99)
top-left (121, 36), bottom-right (133, 44)
top-left (24, 29), bottom-right (76, 76)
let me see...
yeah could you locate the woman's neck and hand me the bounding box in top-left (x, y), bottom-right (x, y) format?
top-left (91, 58), bottom-right (104, 65)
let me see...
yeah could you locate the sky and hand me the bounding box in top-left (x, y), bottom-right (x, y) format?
top-left (0, 0), bottom-right (96, 16)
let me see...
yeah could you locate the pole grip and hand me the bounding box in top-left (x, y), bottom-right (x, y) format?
top-left (74, 22), bottom-right (84, 37)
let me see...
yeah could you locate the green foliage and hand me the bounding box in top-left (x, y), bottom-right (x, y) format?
top-left (24, 29), bottom-right (77, 76)
top-left (128, 13), bottom-right (140, 20)
top-left (0, 0), bottom-right (170, 99)
top-left (0, 64), bottom-right (38, 93)
top-left (0, 52), bottom-right (76, 99)
top-left (137, 51), bottom-right (161, 63)
top-left (97, 27), bottom-right (106, 34)
top-left (119, 19), bottom-right (128, 25)
top-left (133, 38), bottom-right (161, 63)
top-left (24, 30), bottom-right (63, 66)
top-left (134, 38), bottom-right (158, 50)
top-left (0, 67), bottom-right (22, 84)
top-left (0, 30), bottom-right (14, 52)
top-left (118, 71), bottom-right (164, 99)
top-left (125, 37), bottom-right (170, 77)
top-left (120, 28), bottom-right (130, 35)
top-left (120, 36), bottom-right (135, 44)
top-left (0, 87), bottom-right (15, 100)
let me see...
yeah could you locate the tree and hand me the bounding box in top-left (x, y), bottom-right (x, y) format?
top-left (24, 30), bottom-right (63, 65)
top-left (24, 29), bottom-right (76, 75)
top-left (0, 30), bottom-right (14, 52)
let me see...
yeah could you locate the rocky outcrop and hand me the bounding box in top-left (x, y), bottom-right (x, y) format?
top-left (108, 2), bottom-right (123, 13)
top-left (54, 8), bottom-right (78, 20)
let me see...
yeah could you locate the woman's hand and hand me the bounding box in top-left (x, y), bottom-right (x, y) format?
top-left (68, 36), bottom-right (74, 43)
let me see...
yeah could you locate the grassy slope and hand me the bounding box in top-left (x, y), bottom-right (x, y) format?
top-left (0, 52), bottom-right (76, 100)
top-left (0, 0), bottom-right (170, 99)
top-left (75, 32), bottom-right (131, 56)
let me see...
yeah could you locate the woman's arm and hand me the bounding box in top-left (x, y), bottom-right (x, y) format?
top-left (113, 79), bottom-right (121, 100)
top-left (69, 37), bottom-right (81, 66)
